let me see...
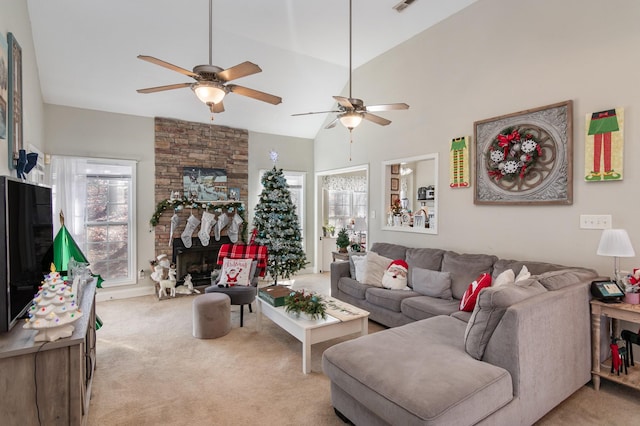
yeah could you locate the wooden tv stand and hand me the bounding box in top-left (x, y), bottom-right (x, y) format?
top-left (0, 281), bottom-right (97, 425)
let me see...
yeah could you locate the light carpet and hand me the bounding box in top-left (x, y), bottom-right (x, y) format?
top-left (88, 273), bottom-right (640, 425)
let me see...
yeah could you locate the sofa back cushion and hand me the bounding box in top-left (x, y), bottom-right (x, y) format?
top-left (533, 268), bottom-right (598, 291)
top-left (371, 242), bottom-right (407, 262)
top-left (492, 259), bottom-right (590, 281)
top-left (464, 278), bottom-right (547, 359)
top-left (441, 251), bottom-right (498, 299)
top-left (405, 248), bottom-right (445, 287)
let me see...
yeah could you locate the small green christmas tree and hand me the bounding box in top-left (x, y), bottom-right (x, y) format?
top-left (254, 166), bottom-right (307, 284)
top-left (336, 228), bottom-right (350, 253)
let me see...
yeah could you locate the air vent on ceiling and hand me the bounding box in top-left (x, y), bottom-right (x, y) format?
top-left (393, 0), bottom-right (417, 13)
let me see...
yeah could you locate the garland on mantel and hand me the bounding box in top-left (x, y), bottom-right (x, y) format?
top-left (150, 198), bottom-right (247, 241)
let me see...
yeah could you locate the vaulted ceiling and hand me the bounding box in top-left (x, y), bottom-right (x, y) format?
top-left (27, 0), bottom-right (477, 139)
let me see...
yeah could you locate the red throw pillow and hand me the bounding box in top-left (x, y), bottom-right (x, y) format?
top-left (459, 273), bottom-right (492, 312)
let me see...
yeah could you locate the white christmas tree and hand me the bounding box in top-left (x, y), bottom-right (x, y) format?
top-left (23, 267), bottom-right (83, 342)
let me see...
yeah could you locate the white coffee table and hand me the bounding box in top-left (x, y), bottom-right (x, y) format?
top-left (256, 295), bottom-right (369, 374)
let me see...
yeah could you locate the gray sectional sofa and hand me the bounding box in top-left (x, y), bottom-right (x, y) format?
top-left (323, 242), bottom-right (600, 425)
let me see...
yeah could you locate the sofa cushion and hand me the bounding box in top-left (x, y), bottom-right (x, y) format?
top-left (362, 251), bottom-right (393, 287)
top-left (442, 251), bottom-right (497, 299)
top-left (401, 296), bottom-right (460, 321)
top-left (337, 277), bottom-right (368, 300)
top-left (405, 248), bottom-right (445, 287)
top-left (322, 317), bottom-right (513, 426)
top-left (365, 287), bottom-right (420, 312)
top-left (533, 268), bottom-right (598, 291)
top-left (459, 273), bottom-right (492, 312)
top-left (370, 242), bottom-right (407, 262)
top-left (492, 258), bottom-right (573, 280)
top-left (348, 252), bottom-right (367, 279)
top-left (464, 278), bottom-right (547, 360)
top-left (411, 267), bottom-right (453, 300)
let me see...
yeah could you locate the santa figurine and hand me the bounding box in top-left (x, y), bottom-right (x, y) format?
top-left (382, 259), bottom-right (410, 290)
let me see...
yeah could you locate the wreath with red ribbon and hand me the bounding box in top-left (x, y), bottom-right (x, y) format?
top-left (486, 127), bottom-right (542, 181)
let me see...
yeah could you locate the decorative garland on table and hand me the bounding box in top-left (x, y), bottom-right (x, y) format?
top-left (486, 127), bottom-right (542, 181)
top-left (150, 198), bottom-right (247, 241)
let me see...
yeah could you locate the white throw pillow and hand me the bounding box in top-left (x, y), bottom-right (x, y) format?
top-left (493, 269), bottom-right (515, 287)
top-left (352, 254), bottom-right (368, 282)
top-left (218, 258), bottom-right (253, 286)
top-left (515, 265), bottom-right (531, 282)
top-left (362, 251), bottom-right (393, 287)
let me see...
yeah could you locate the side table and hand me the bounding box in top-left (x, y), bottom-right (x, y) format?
top-left (590, 299), bottom-right (640, 391)
top-left (332, 251), bottom-right (350, 262)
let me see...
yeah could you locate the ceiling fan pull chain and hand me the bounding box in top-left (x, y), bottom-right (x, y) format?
top-left (349, 129), bottom-right (353, 161)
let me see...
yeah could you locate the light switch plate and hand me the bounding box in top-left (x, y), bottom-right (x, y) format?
top-left (580, 214), bottom-right (612, 229)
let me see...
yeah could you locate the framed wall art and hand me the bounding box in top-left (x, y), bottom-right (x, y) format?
top-left (474, 100), bottom-right (573, 205)
top-left (584, 108), bottom-right (624, 182)
top-left (390, 164), bottom-right (400, 175)
top-left (183, 167), bottom-right (227, 201)
top-left (0, 33), bottom-right (7, 147)
top-left (390, 177), bottom-right (399, 192)
top-left (7, 32), bottom-right (22, 170)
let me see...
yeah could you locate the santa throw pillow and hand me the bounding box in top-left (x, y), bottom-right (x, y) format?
top-left (381, 259), bottom-right (410, 290)
top-left (218, 258), bottom-right (253, 286)
top-left (459, 273), bottom-right (492, 311)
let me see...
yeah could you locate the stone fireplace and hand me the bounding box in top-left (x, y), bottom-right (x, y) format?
top-left (153, 117), bottom-right (249, 265)
top-left (172, 236), bottom-right (231, 286)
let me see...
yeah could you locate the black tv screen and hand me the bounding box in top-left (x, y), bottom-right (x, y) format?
top-left (0, 177), bottom-right (54, 332)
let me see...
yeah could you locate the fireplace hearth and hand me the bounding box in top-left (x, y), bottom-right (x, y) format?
top-left (172, 236), bottom-right (231, 286)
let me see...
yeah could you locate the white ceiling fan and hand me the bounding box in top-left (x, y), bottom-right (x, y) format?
top-left (136, 0), bottom-right (282, 114)
top-left (292, 0), bottom-right (409, 131)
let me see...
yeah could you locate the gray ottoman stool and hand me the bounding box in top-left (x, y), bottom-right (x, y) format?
top-left (192, 293), bottom-right (231, 339)
top-left (204, 285), bottom-right (256, 327)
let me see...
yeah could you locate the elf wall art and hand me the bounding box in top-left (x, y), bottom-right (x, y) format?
top-left (584, 108), bottom-right (624, 181)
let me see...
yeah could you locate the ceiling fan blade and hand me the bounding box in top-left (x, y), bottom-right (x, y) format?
top-left (228, 85), bottom-right (282, 105)
top-left (365, 103), bottom-right (410, 112)
top-left (325, 118), bottom-right (339, 129)
top-left (217, 61), bottom-right (262, 82)
top-left (136, 82), bottom-right (192, 94)
top-left (137, 55), bottom-right (199, 78)
top-left (363, 112), bottom-right (391, 126)
top-left (209, 101), bottom-right (225, 113)
top-left (292, 110), bottom-right (340, 117)
top-left (333, 96), bottom-right (354, 109)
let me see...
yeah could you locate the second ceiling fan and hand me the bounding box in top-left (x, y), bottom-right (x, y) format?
top-left (293, 0), bottom-right (409, 131)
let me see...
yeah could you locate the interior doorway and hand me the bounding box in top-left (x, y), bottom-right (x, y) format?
top-left (314, 164), bottom-right (369, 273)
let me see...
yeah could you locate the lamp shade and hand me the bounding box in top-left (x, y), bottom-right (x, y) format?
top-left (192, 81), bottom-right (226, 104)
top-left (339, 112), bottom-right (363, 130)
top-left (597, 229), bottom-right (636, 257)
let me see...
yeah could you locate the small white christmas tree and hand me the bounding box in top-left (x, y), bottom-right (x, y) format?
top-left (23, 266), bottom-right (83, 342)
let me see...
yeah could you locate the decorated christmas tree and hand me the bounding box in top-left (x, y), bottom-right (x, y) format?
top-left (254, 163), bottom-right (307, 284)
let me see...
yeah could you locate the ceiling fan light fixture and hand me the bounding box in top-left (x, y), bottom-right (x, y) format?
top-left (339, 111), bottom-right (363, 130)
top-left (192, 81), bottom-right (226, 105)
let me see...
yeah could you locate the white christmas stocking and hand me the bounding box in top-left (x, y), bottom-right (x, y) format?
top-left (227, 213), bottom-right (244, 243)
top-left (169, 213), bottom-right (180, 247)
top-left (181, 214), bottom-right (201, 248)
top-left (198, 211), bottom-right (215, 246)
top-left (214, 213), bottom-right (230, 241)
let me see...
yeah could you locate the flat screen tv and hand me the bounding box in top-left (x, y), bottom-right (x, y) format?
top-left (0, 176), bottom-right (54, 332)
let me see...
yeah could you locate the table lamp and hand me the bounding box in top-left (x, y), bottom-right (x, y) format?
top-left (597, 228), bottom-right (636, 285)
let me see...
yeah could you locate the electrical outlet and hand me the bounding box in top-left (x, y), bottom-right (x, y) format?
top-left (579, 214), bottom-right (612, 230)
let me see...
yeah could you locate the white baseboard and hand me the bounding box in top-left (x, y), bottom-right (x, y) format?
top-left (96, 284), bottom-right (155, 302)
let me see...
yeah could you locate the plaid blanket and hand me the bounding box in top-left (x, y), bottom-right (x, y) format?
top-left (217, 244), bottom-right (268, 277)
